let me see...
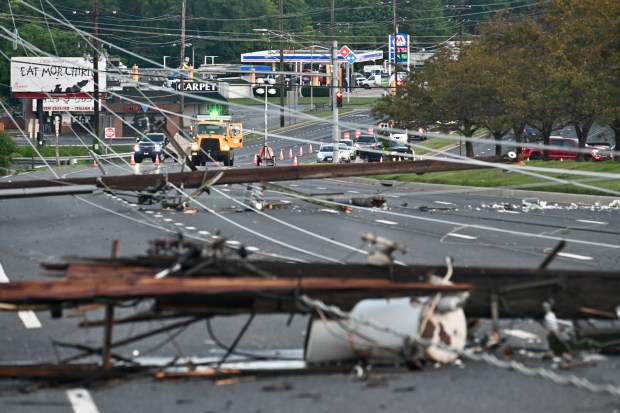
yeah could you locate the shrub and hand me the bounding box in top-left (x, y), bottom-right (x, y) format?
top-left (0, 131), bottom-right (17, 176)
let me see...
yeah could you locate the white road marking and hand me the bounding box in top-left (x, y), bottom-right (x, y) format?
top-left (18, 311), bottom-right (42, 329)
top-left (0, 262), bottom-right (42, 329)
top-left (347, 190), bottom-right (360, 194)
top-left (198, 230), bottom-right (210, 235)
top-left (434, 201), bottom-right (454, 205)
top-left (67, 388), bottom-right (101, 413)
top-left (375, 219), bottom-right (398, 225)
top-left (577, 219), bottom-right (606, 225)
top-left (557, 252), bottom-right (593, 261)
top-left (316, 187), bottom-right (326, 190)
top-left (447, 233), bottom-right (478, 240)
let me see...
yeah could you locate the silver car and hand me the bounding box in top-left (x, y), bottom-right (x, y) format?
top-left (316, 143), bottom-right (351, 163)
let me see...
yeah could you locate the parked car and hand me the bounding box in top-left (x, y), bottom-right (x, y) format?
top-left (586, 142), bottom-right (614, 160)
top-left (522, 136), bottom-right (612, 161)
top-left (134, 132), bottom-right (169, 163)
top-left (316, 143), bottom-right (351, 163)
top-left (360, 73), bottom-right (388, 88)
top-left (354, 73), bottom-right (367, 87)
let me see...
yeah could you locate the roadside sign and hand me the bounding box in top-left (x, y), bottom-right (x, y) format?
top-left (345, 52), bottom-right (357, 64)
top-left (339, 45), bottom-right (352, 59)
top-left (104, 127), bottom-right (115, 139)
top-left (343, 131), bottom-right (350, 139)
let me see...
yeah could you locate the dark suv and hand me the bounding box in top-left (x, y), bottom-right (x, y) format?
top-left (353, 135), bottom-right (380, 160)
top-left (134, 133), bottom-right (169, 163)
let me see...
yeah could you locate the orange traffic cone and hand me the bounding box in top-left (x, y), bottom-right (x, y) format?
top-left (299, 146), bottom-right (304, 156)
top-left (130, 154), bottom-right (136, 165)
top-left (154, 156), bottom-right (160, 166)
top-left (92, 160), bottom-right (98, 167)
top-left (279, 149), bottom-right (284, 161)
top-left (309, 144), bottom-right (313, 154)
top-left (293, 156), bottom-right (298, 166)
top-left (253, 154), bottom-right (258, 165)
top-left (288, 148), bottom-right (293, 159)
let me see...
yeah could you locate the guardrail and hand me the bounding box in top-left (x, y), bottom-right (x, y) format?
top-left (13, 152), bottom-right (132, 166)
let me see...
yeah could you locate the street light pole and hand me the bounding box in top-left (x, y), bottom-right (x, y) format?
top-left (256, 79), bottom-right (275, 165)
top-left (278, 0), bottom-right (285, 127)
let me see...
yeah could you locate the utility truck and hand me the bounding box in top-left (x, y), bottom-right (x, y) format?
top-left (190, 115), bottom-right (243, 166)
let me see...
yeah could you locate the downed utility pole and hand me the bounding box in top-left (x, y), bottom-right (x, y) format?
top-left (2, 241), bottom-right (617, 320)
top-left (0, 156), bottom-right (513, 197)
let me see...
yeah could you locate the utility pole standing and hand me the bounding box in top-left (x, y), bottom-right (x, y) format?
top-left (393, 0), bottom-right (398, 94)
top-left (330, 0), bottom-right (339, 163)
top-left (278, 0), bottom-right (285, 127)
top-left (458, 0), bottom-right (463, 157)
top-left (92, 0), bottom-right (100, 152)
top-left (179, 0), bottom-right (186, 131)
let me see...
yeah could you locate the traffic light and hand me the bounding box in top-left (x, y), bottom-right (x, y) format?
top-left (336, 91), bottom-right (343, 108)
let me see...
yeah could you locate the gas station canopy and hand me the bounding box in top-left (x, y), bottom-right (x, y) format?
top-left (241, 45), bottom-right (383, 64)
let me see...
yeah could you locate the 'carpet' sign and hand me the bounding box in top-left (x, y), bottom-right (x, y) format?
top-left (174, 82), bottom-right (217, 92)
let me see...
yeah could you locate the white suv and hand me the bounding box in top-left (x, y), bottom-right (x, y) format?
top-left (317, 143), bottom-right (351, 163)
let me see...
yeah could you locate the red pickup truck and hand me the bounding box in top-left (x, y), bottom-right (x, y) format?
top-left (522, 136), bottom-right (613, 161)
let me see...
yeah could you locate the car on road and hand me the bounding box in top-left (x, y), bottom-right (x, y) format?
top-left (134, 133), bottom-right (169, 163)
top-left (353, 134), bottom-right (379, 159)
top-left (383, 139), bottom-right (415, 161)
top-left (522, 136), bottom-right (612, 161)
top-left (316, 143), bottom-right (351, 163)
top-left (340, 139), bottom-right (355, 161)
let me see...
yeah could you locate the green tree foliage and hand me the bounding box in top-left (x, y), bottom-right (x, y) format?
top-left (0, 131), bottom-right (17, 176)
top-left (374, 0), bottom-right (620, 159)
top-left (546, 0), bottom-right (620, 160)
top-left (399, 0), bottom-right (451, 45)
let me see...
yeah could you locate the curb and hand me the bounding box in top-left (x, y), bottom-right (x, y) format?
top-left (334, 177), bottom-right (620, 206)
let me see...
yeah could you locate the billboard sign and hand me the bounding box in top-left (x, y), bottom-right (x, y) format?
top-left (11, 56), bottom-right (107, 98)
top-left (32, 98), bottom-right (97, 112)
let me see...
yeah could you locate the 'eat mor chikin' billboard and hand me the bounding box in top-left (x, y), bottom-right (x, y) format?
top-left (11, 56), bottom-right (107, 99)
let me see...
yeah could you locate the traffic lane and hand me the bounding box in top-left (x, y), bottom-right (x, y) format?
top-left (0, 191), bottom-right (179, 365)
top-left (270, 179), bottom-right (620, 269)
top-left (1, 186), bottom-right (620, 411)
top-left (236, 110), bottom-right (377, 167)
top-left (1, 349), bottom-right (618, 413)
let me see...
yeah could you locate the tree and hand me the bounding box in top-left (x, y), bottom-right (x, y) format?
top-left (544, 0), bottom-right (617, 161)
top-left (374, 44), bottom-right (487, 157)
top-left (0, 131), bottom-right (17, 176)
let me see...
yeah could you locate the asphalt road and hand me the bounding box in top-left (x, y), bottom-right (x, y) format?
top-left (1, 122), bottom-right (620, 412)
